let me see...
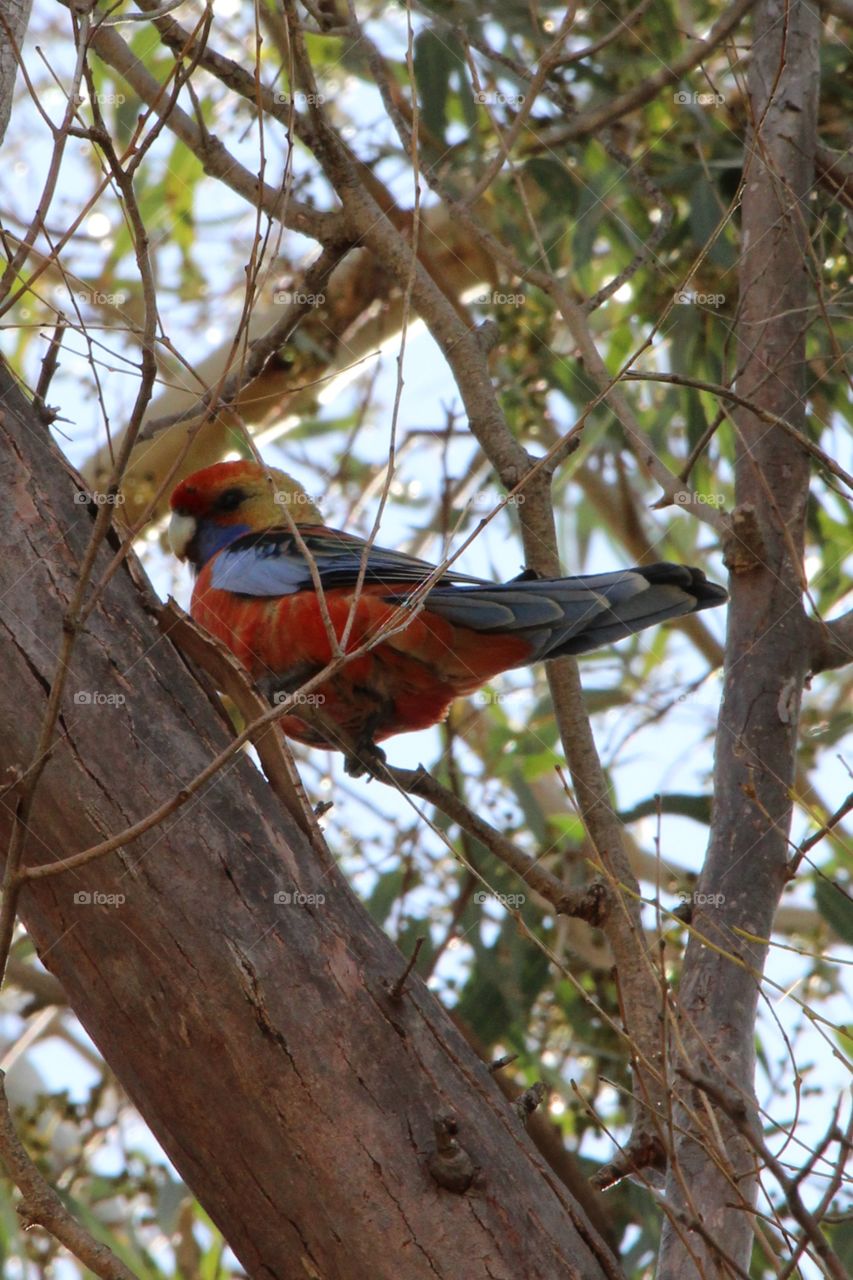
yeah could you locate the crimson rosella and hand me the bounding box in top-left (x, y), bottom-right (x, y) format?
top-left (169, 460), bottom-right (727, 768)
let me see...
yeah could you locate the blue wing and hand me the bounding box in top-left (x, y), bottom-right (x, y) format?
top-left (209, 528), bottom-right (726, 662)
top-left (209, 527), bottom-right (487, 596)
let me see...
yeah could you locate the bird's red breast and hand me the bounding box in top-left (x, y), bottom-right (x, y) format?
top-left (169, 459), bottom-right (727, 758)
top-left (190, 566), bottom-right (531, 746)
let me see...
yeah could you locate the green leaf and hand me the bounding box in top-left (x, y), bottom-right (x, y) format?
top-left (814, 875), bottom-right (853, 944)
top-left (618, 793), bottom-right (713, 826)
top-left (826, 1217), bottom-right (853, 1274)
top-left (455, 914), bottom-right (550, 1047)
top-left (366, 868), bottom-right (410, 925)
top-left (524, 157), bottom-right (578, 214)
top-left (413, 30), bottom-right (463, 143)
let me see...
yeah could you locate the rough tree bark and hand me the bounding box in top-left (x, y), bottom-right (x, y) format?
top-left (658, 0), bottom-right (820, 1275)
top-left (0, 364), bottom-right (622, 1278)
top-left (0, 0), bottom-right (33, 145)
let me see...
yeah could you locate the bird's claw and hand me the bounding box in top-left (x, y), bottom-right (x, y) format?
top-left (344, 742), bottom-right (387, 780)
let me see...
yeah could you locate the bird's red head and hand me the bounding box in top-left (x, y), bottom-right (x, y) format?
top-left (169, 459), bottom-right (322, 569)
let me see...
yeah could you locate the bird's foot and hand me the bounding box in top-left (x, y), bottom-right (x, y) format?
top-left (344, 741), bottom-right (387, 780)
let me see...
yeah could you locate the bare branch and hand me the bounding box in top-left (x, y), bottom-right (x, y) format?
top-left (551, 0), bottom-right (757, 141)
top-left (0, 1072), bottom-right (139, 1280)
top-left (382, 762), bottom-right (609, 925)
top-left (809, 609), bottom-right (853, 674)
top-left (72, 3), bottom-right (339, 242)
top-left (681, 1070), bottom-right (849, 1280)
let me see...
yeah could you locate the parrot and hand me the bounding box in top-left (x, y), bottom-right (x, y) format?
top-left (169, 459), bottom-right (727, 771)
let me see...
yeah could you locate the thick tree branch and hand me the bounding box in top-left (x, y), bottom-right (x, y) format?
top-left (658, 2), bottom-right (822, 1274)
top-left (0, 0), bottom-right (33, 146)
top-left (0, 362), bottom-right (621, 1280)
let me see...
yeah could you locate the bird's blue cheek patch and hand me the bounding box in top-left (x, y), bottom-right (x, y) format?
top-left (195, 520), bottom-right (252, 566)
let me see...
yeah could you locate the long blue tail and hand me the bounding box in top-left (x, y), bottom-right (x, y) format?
top-left (425, 562), bottom-right (727, 661)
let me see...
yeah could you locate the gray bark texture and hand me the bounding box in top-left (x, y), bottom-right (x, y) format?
top-left (0, 0), bottom-right (32, 145)
top-left (0, 360), bottom-right (622, 1279)
top-left (657, 0), bottom-right (821, 1274)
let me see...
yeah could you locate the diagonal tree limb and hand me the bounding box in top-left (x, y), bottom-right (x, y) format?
top-left (657, 2), bottom-right (822, 1273)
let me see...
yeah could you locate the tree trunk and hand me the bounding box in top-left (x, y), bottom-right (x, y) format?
top-left (657, 1), bottom-right (820, 1275)
top-left (0, 0), bottom-right (33, 145)
top-left (0, 362), bottom-right (620, 1278)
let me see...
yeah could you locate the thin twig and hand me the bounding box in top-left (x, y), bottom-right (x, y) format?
top-left (624, 371), bottom-right (853, 492)
top-left (787, 791), bottom-right (853, 877)
top-left (388, 936), bottom-right (426, 1000)
top-left (680, 1069), bottom-right (849, 1280)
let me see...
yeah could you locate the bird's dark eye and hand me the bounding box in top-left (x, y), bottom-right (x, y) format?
top-left (216, 487), bottom-right (246, 513)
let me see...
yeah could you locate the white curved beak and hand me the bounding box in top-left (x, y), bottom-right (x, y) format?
top-left (168, 512), bottom-right (197, 560)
